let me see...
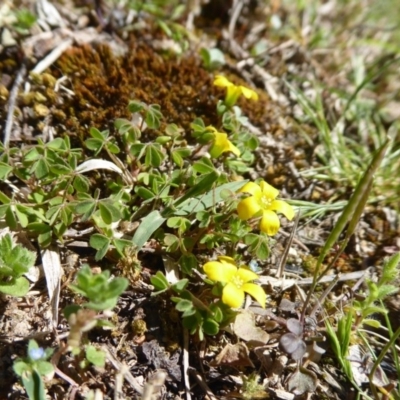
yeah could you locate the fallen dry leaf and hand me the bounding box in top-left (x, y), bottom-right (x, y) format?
top-left (233, 311), bottom-right (269, 345)
top-left (286, 367), bottom-right (317, 395)
top-left (41, 245), bottom-right (63, 328)
top-left (211, 342), bottom-right (254, 368)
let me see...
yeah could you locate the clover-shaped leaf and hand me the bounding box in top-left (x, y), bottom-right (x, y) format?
top-left (287, 318), bottom-right (303, 336)
top-left (200, 47), bottom-right (225, 70)
top-left (280, 318), bottom-right (307, 360)
top-left (145, 104), bottom-right (162, 129)
top-left (86, 345), bottom-right (106, 368)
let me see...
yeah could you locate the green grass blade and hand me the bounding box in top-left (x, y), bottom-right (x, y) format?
top-left (131, 210), bottom-right (166, 249)
top-left (301, 135), bottom-right (393, 320)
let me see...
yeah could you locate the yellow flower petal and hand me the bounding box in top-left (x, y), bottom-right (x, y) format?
top-left (209, 132), bottom-right (227, 158)
top-left (204, 261), bottom-right (237, 282)
top-left (209, 145), bottom-right (223, 158)
top-left (242, 283), bottom-right (266, 308)
top-left (210, 132), bottom-right (240, 158)
top-left (222, 282), bottom-right (245, 308)
top-left (270, 199), bottom-right (295, 221)
top-left (237, 267), bottom-right (258, 283)
top-left (239, 182), bottom-right (262, 197)
top-left (237, 196), bottom-right (261, 220)
top-left (260, 181), bottom-right (279, 200)
top-left (224, 140), bottom-right (240, 156)
top-left (226, 86), bottom-right (241, 102)
top-left (260, 209), bottom-right (280, 236)
top-left (214, 132), bottom-right (228, 145)
top-left (213, 75), bottom-right (232, 88)
top-left (217, 256), bottom-right (236, 265)
top-left (240, 86), bottom-right (259, 101)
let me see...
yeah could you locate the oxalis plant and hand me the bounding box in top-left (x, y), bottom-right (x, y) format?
top-left (1, 72), bottom-right (279, 394)
top-left (3, 66), bottom-right (396, 399)
top-left (147, 76), bottom-right (296, 338)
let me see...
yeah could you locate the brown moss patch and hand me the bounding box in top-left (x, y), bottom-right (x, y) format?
top-left (50, 42), bottom-right (218, 139)
top-left (48, 40), bottom-right (274, 142)
top-left (0, 35), bottom-right (279, 149)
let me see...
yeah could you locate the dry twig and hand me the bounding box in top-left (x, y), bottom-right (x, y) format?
top-left (102, 345), bottom-right (143, 395)
top-left (3, 63), bottom-right (26, 148)
top-left (183, 328), bottom-right (192, 400)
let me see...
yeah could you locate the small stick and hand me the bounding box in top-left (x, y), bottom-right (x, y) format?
top-left (228, 0), bottom-right (244, 42)
top-left (183, 328), bottom-right (192, 400)
top-left (3, 63), bottom-right (26, 148)
top-left (188, 367), bottom-right (218, 400)
top-left (54, 366), bottom-right (79, 388)
top-left (309, 275), bottom-right (340, 320)
top-left (31, 38), bottom-right (73, 75)
top-left (114, 363), bottom-right (128, 400)
top-left (286, 161), bottom-right (306, 190)
top-left (102, 345), bottom-right (143, 395)
top-left (276, 212), bottom-right (300, 278)
top-left (141, 370), bottom-right (167, 400)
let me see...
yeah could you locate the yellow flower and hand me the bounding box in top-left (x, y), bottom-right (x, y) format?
top-left (237, 181), bottom-right (294, 236)
top-left (208, 126), bottom-right (240, 158)
top-left (214, 75), bottom-right (258, 107)
top-left (203, 256), bottom-right (266, 308)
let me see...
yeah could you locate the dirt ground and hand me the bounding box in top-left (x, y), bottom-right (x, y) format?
top-left (1, 1), bottom-right (400, 399)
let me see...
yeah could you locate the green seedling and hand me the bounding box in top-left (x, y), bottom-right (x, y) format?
top-left (200, 47), bottom-right (225, 70)
top-left (13, 9), bottom-right (37, 34)
top-left (131, 141), bottom-right (166, 168)
top-left (241, 373), bottom-right (269, 400)
top-left (325, 311), bottom-right (354, 383)
top-left (0, 233), bottom-right (36, 296)
top-left (114, 117), bottom-right (141, 142)
top-left (68, 264), bottom-right (128, 312)
top-left (63, 266), bottom-right (128, 358)
top-left (0, 6), bottom-right (37, 37)
top-left (83, 345), bottom-right (106, 368)
top-left (22, 137), bottom-right (80, 181)
top-left (325, 253), bottom-right (400, 397)
top-left (74, 188), bottom-right (123, 224)
top-left (172, 291), bottom-right (229, 340)
top-left (13, 339), bottom-right (54, 400)
top-left (128, 100), bottom-right (163, 130)
top-left (353, 253), bottom-right (400, 329)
